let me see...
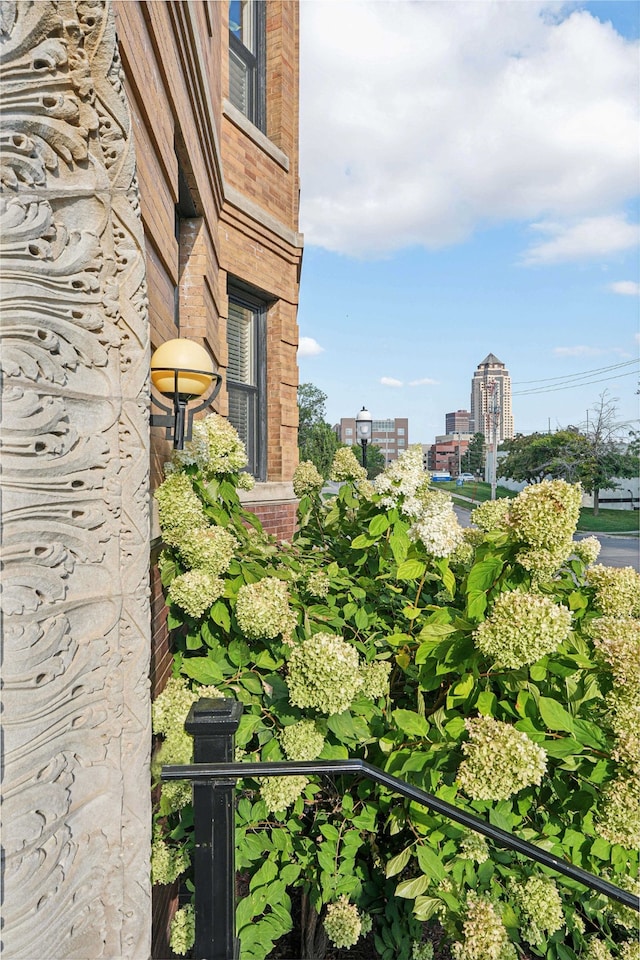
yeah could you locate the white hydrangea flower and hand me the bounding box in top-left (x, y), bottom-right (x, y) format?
top-left (408, 487), bottom-right (465, 558)
top-left (170, 413), bottom-right (248, 478)
top-left (169, 904), bottom-right (195, 956)
top-left (457, 716), bottom-right (547, 801)
top-left (235, 577), bottom-right (297, 640)
top-left (374, 445), bottom-right (426, 509)
top-left (474, 591), bottom-right (572, 669)
top-left (293, 460), bottom-right (324, 497)
top-left (168, 570), bottom-right (225, 619)
top-left (260, 774), bottom-right (308, 813)
top-left (178, 525), bottom-right (237, 577)
top-left (324, 896), bottom-right (363, 949)
top-left (279, 720), bottom-right (325, 761)
top-left (331, 447), bottom-right (368, 483)
top-left (587, 565), bottom-right (640, 619)
top-left (509, 876), bottom-right (564, 947)
top-left (451, 892), bottom-right (517, 960)
top-left (287, 632), bottom-right (363, 715)
top-left (155, 473), bottom-right (207, 546)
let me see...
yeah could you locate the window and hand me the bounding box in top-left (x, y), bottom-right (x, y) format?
top-left (344, 427), bottom-right (353, 436)
top-left (397, 428), bottom-right (405, 436)
top-left (227, 285), bottom-right (267, 480)
top-left (228, 0), bottom-right (266, 130)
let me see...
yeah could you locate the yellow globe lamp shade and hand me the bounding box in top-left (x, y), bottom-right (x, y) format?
top-left (151, 338), bottom-right (214, 397)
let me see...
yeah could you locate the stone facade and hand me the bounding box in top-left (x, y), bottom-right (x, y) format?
top-left (1, 2), bottom-right (152, 957)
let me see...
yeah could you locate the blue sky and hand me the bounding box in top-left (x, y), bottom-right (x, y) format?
top-left (296, 1), bottom-right (639, 444)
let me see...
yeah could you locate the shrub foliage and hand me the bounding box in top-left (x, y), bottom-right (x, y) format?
top-left (152, 416), bottom-right (639, 960)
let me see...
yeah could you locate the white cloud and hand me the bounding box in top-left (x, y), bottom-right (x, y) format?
top-left (409, 378), bottom-right (439, 387)
top-left (552, 344), bottom-right (629, 357)
top-left (522, 215), bottom-right (639, 264)
top-left (300, 3), bottom-right (639, 259)
top-left (298, 336), bottom-right (325, 357)
top-left (380, 377), bottom-right (403, 387)
top-left (609, 280), bottom-right (640, 296)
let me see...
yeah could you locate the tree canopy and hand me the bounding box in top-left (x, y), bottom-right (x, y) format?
top-left (498, 394), bottom-right (638, 514)
top-left (461, 433), bottom-right (485, 475)
top-left (350, 442), bottom-right (386, 479)
top-left (297, 382), bottom-right (340, 479)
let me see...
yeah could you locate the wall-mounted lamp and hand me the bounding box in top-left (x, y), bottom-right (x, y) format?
top-left (150, 338), bottom-right (222, 449)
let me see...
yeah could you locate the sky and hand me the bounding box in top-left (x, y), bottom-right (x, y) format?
top-left (295, 0), bottom-right (640, 445)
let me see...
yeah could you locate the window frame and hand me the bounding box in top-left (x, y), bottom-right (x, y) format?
top-left (226, 283), bottom-right (267, 481)
top-left (228, 0), bottom-right (266, 132)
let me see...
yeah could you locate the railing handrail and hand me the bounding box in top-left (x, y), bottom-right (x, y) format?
top-left (162, 756), bottom-right (639, 911)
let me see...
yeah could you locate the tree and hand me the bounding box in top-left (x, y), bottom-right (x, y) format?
top-left (298, 383), bottom-right (340, 479)
top-left (498, 393), bottom-right (639, 515)
top-left (461, 432), bottom-right (485, 475)
top-left (351, 442), bottom-right (386, 479)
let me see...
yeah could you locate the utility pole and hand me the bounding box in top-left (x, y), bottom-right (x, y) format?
top-left (485, 379), bottom-right (499, 500)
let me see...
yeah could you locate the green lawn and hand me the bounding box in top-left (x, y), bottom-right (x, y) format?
top-left (432, 480), bottom-right (639, 535)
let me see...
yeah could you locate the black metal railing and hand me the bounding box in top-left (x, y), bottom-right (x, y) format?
top-left (162, 698), bottom-right (639, 960)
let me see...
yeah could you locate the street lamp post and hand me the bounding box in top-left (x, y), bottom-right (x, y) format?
top-left (355, 406), bottom-right (373, 472)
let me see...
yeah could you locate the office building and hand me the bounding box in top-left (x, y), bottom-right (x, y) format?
top-left (470, 353), bottom-right (514, 442)
top-left (338, 417), bottom-right (409, 464)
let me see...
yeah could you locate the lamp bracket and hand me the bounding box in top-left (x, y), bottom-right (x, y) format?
top-left (150, 369), bottom-right (223, 446)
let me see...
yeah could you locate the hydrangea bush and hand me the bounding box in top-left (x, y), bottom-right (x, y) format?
top-left (152, 421), bottom-right (639, 959)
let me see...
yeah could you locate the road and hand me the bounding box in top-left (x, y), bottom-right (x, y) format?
top-left (454, 505), bottom-right (639, 571)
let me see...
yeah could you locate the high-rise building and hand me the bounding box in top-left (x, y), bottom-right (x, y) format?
top-left (470, 354), bottom-right (514, 442)
top-left (445, 410), bottom-right (470, 434)
top-left (338, 417), bottom-right (408, 464)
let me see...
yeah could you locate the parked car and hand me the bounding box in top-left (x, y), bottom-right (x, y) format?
top-left (459, 473), bottom-right (475, 480)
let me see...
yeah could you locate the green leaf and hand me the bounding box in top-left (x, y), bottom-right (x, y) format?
top-left (180, 656), bottom-right (224, 684)
top-left (538, 697), bottom-right (575, 734)
top-left (397, 559), bottom-right (427, 581)
top-left (590, 837), bottom-right (611, 860)
top-left (369, 515), bottom-right (390, 537)
top-left (210, 600), bottom-right (231, 632)
top-left (351, 533), bottom-right (374, 550)
top-left (249, 857), bottom-right (279, 891)
top-left (392, 709), bottom-right (429, 738)
top-left (415, 845), bottom-right (446, 882)
top-left (467, 557), bottom-right (504, 593)
top-left (412, 896), bottom-right (441, 922)
top-left (319, 823), bottom-right (340, 842)
top-left (395, 875), bottom-right (430, 899)
top-left (418, 623), bottom-right (457, 640)
top-left (385, 846), bottom-right (412, 878)
top-left (477, 691), bottom-right (497, 716)
top-left (355, 607), bottom-right (370, 630)
top-left (390, 528), bottom-right (410, 565)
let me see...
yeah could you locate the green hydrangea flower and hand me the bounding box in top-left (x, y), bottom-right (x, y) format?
top-left (587, 565), bottom-right (640, 619)
top-left (591, 617), bottom-right (640, 689)
top-left (360, 659), bottom-right (392, 700)
top-left (573, 536), bottom-right (601, 566)
top-left (459, 830), bottom-right (490, 864)
top-left (597, 774), bottom-right (640, 849)
top-left (451, 892), bottom-right (517, 960)
top-left (235, 577), bottom-right (297, 639)
top-left (324, 896), bottom-right (363, 949)
top-left (293, 460), bottom-right (324, 497)
top-left (155, 472), bottom-right (207, 546)
top-left (178, 525), bottom-right (237, 577)
top-left (168, 570), bottom-right (225, 619)
top-left (583, 939), bottom-right (614, 960)
top-left (151, 826), bottom-right (190, 886)
top-left (509, 876), bottom-right (564, 947)
top-left (287, 632), bottom-right (363, 715)
top-left (330, 447), bottom-right (367, 483)
top-left (169, 904), bottom-right (195, 956)
top-left (170, 413), bottom-right (248, 478)
top-left (279, 720), bottom-right (325, 761)
top-left (260, 774), bottom-right (308, 813)
top-left (471, 498), bottom-right (511, 532)
top-left (457, 716), bottom-right (547, 801)
top-left (474, 591), bottom-right (572, 669)
top-left (306, 568), bottom-right (330, 598)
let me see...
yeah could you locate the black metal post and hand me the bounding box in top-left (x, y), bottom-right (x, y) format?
top-left (185, 698), bottom-right (243, 960)
top-left (361, 438), bottom-right (368, 471)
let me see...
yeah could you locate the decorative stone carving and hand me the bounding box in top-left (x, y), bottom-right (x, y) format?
top-left (1, 2), bottom-right (151, 957)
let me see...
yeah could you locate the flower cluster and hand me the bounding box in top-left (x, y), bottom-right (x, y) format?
top-left (323, 896), bottom-right (363, 949)
top-left (260, 775), bottom-right (308, 813)
top-left (508, 480), bottom-right (581, 576)
top-left (178, 526), bottom-right (237, 577)
top-left (360, 659), bottom-right (392, 700)
top-left (151, 826), bottom-right (191, 885)
top-left (168, 569), bottom-right (225, 619)
top-left (471, 498), bottom-right (511, 532)
top-left (279, 720), bottom-right (325, 761)
top-left (509, 876), bottom-right (564, 947)
top-left (474, 591), bottom-right (572, 669)
top-left (408, 485), bottom-right (465, 558)
top-left (451, 893), bottom-right (517, 960)
top-left (607, 691), bottom-right (640, 774)
top-left (459, 830), bottom-right (490, 864)
top-left (170, 413), bottom-right (248, 478)
top-left (620, 943), bottom-right (640, 960)
top-left (374, 445), bottom-right (426, 512)
top-left (287, 632), bottom-right (363, 715)
top-left (306, 569), bottom-right (330, 598)
top-left (293, 460), bottom-right (324, 498)
top-left (587, 565), bottom-right (640, 619)
top-left (596, 774), bottom-right (640, 850)
top-left (572, 536), bottom-right (601, 566)
top-left (591, 617), bottom-right (640, 690)
top-left (583, 939), bottom-right (613, 960)
top-left (457, 716), bottom-right (547, 801)
top-left (169, 903), bottom-right (195, 956)
top-left (330, 447), bottom-right (368, 483)
top-left (236, 471), bottom-right (255, 490)
top-left (235, 578), bottom-right (297, 640)
top-left (412, 943), bottom-right (435, 960)
top-left (155, 472), bottom-right (207, 546)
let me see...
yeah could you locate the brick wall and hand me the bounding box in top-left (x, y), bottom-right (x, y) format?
top-left (113, 2), bottom-right (302, 952)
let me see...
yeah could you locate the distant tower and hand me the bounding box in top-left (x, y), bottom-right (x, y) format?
top-left (470, 354), bottom-right (514, 441)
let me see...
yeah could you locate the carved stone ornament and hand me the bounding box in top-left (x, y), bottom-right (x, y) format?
top-left (0, 3), bottom-right (152, 957)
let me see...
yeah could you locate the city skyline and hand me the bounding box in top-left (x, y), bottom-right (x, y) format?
top-left (296, 1), bottom-right (639, 445)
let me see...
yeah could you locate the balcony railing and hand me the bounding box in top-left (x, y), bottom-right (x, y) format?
top-left (162, 699), bottom-right (639, 960)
